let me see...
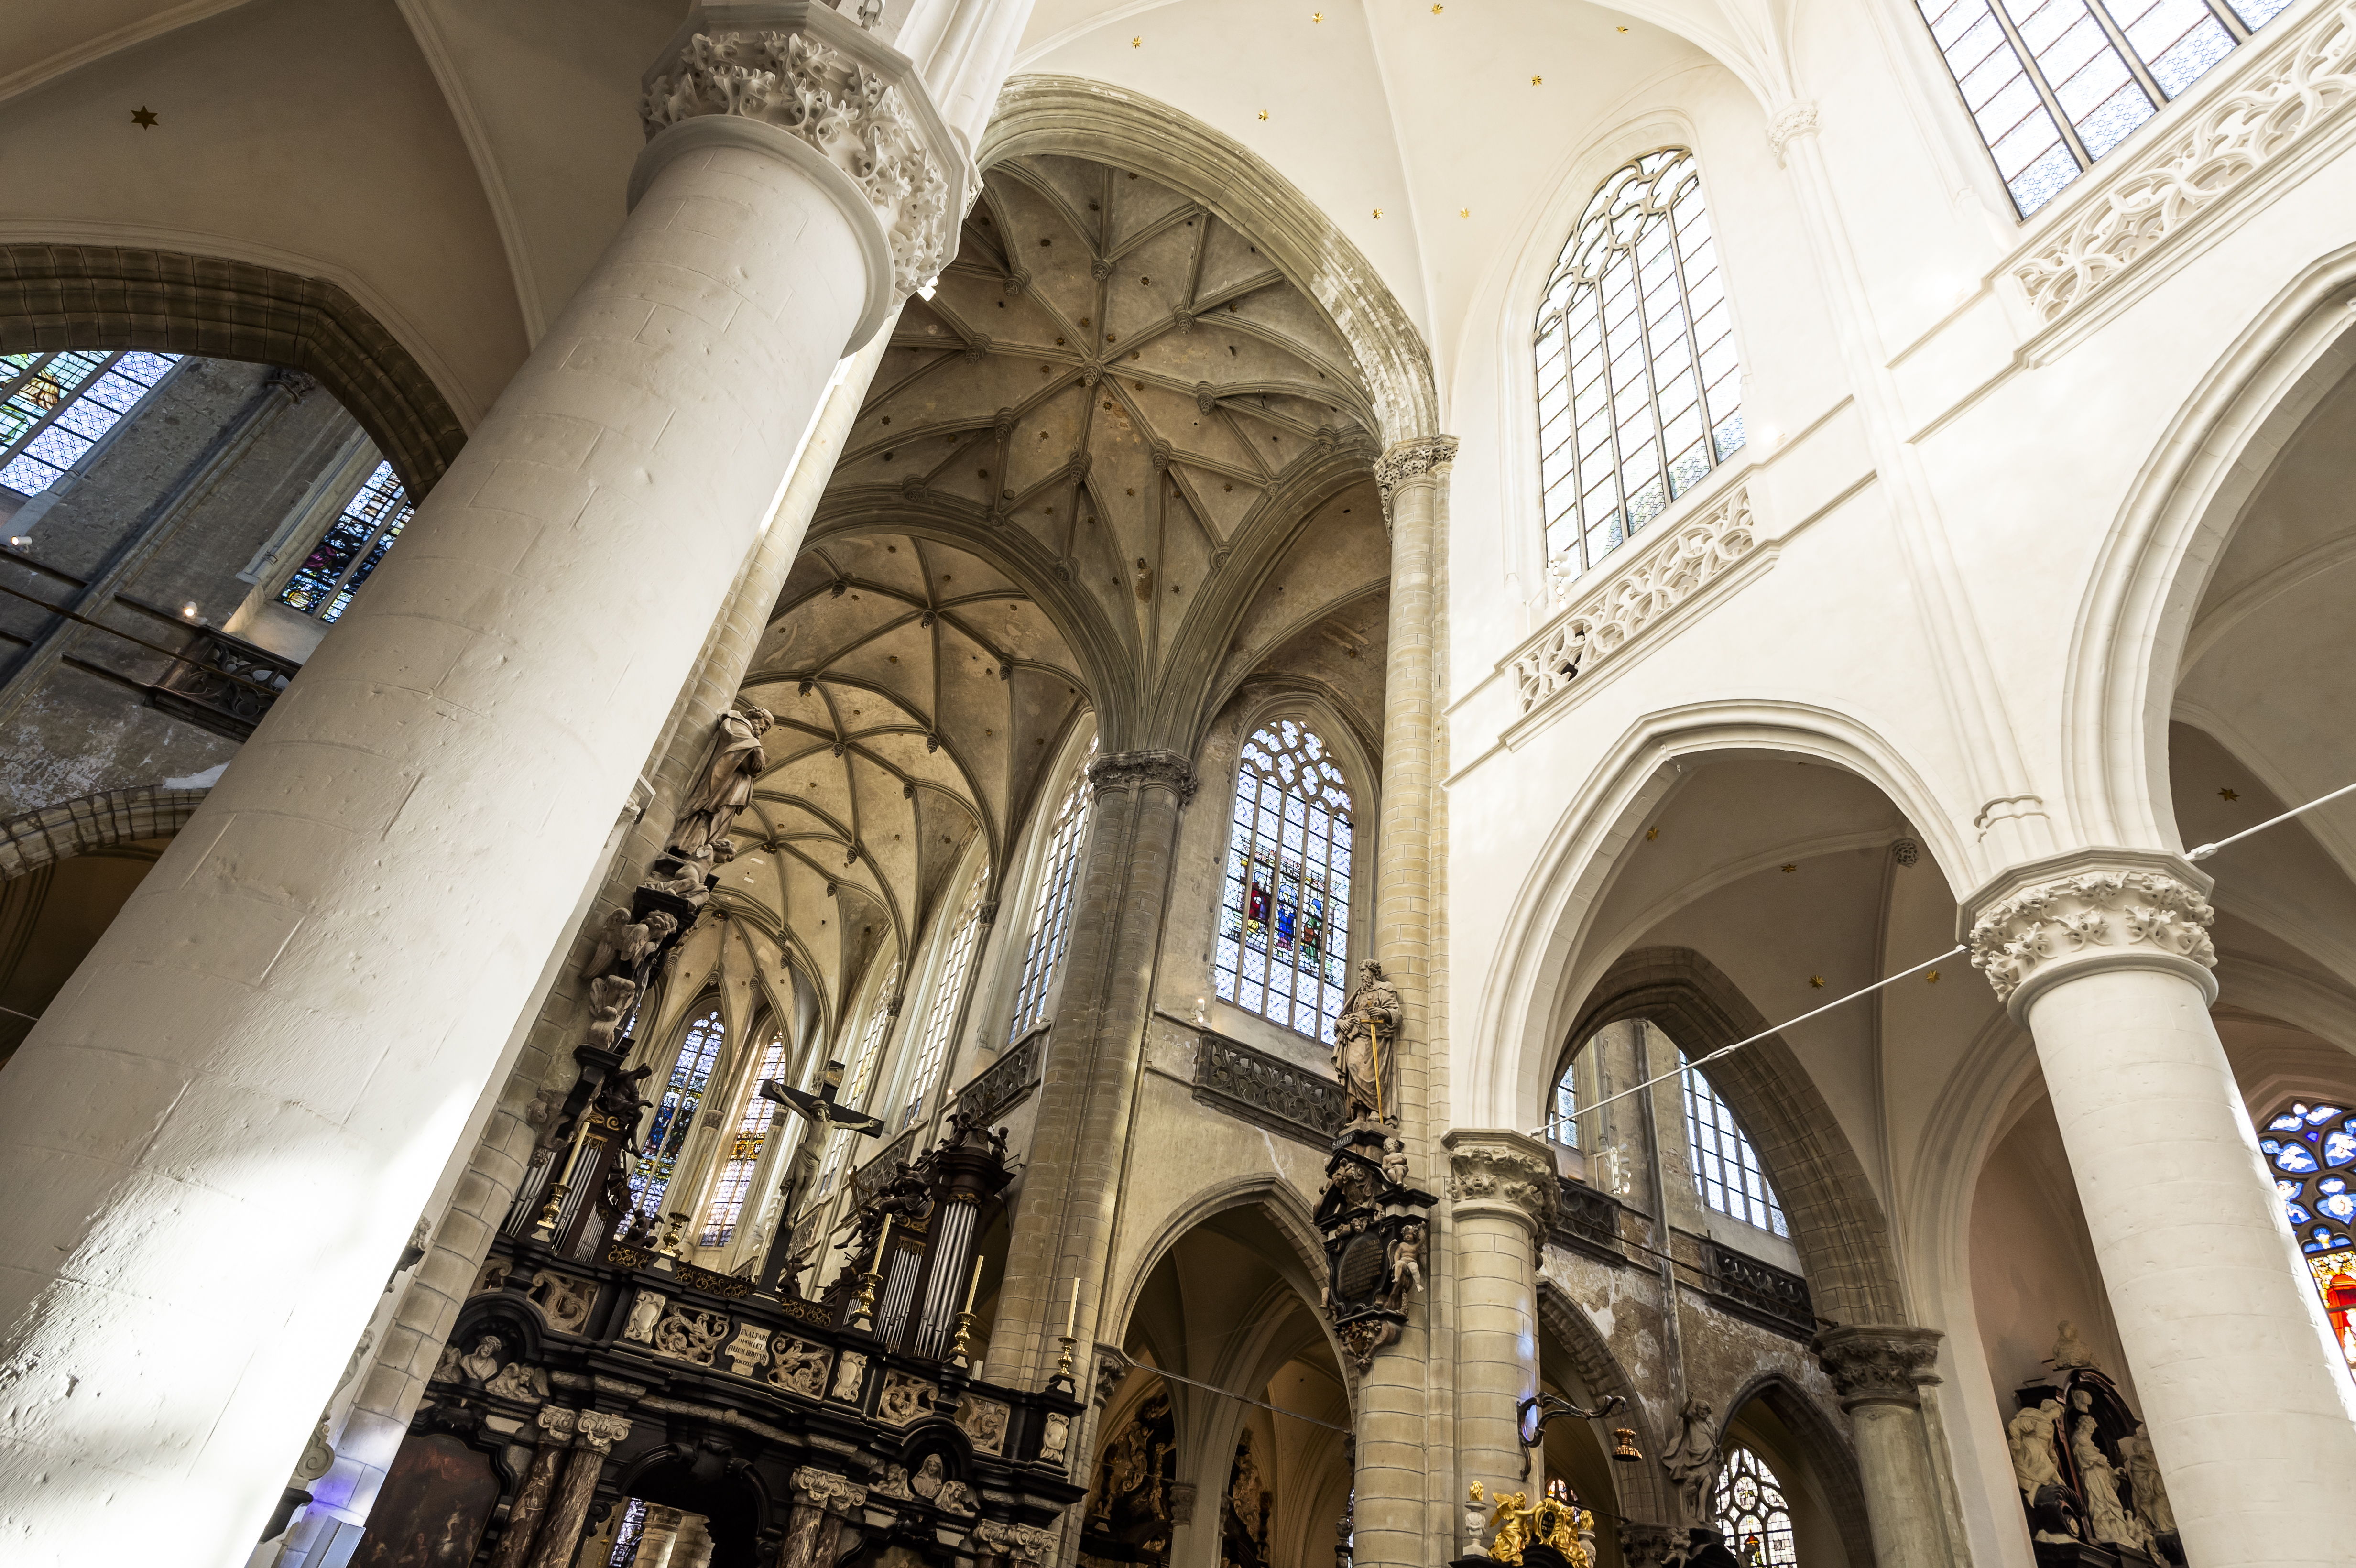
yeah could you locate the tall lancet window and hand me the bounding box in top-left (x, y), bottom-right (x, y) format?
top-left (698, 1024), bottom-right (792, 1247)
top-left (1008, 759), bottom-right (1094, 1041)
top-left (1535, 148), bottom-right (1742, 589)
top-left (0, 350), bottom-right (180, 496)
top-left (1915, 0), bottom-right (2290, 218)
top-left (2259, 1100), bottom-right (2356, 1375)
top-left (278, 458), bottom-right (414, 622)
top-left (1550, 1057), bottom-right (1582, 1149)
top-left (902, 893), bottom-right (984, 1128)
top-left (626, 1005), bottom-right (725, 1228)
top-left (1713, 1447), bottom-right (1799, 1565)
top-left (1216, 719), bottom-right (1355, 1043)
top-left (1681, 1052), bottom-right (1788, 1236)
top-left (816, 980), bottom-right (895, 1200)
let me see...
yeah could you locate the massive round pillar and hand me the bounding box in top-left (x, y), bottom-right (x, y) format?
top-left (0, 11), bottom-right (961, 1564)
top-left (1967, 849), bottom-right (2356, 1568)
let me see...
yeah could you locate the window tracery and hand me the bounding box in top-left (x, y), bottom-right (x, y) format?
top-left (1681, 1053), bottom-right (1788, 1236)
top-left (278, 457), bottom-right (413, 622)
top-left (1215, 719), bottom-right (1355, 1043)
top-left (1534, 149), bottom-right (1743, 589)
top-left (1915, 0), bottom-right (2294, 217)
top-left (1551, 1055), bottom-right (1581, 1148)
top-left (1008, 755), bottom-right (1094, 1041)
top-left (625, 1004), bottom-right (725, 1228)
top-left (1712, 1445), bottom-right (1798, 1565)
top-left (903, 894), bottom-right (984, 1129)
top-left (2260, 1099), bottom-right (2356, 1374)
top-left (698, 1024), bottom-right (791, 1247)
top-left (0, 350), bottom-right (180, 496)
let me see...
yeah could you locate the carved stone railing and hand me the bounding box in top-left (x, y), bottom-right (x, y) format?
top-left (1191, 1031), bottom-right (1345, 1146)
top-left (1549, 1175), bottom-right (1629, 1265)
top-left (851, 1127), bottom-right (920, 1208)
top-left (955, 1028), bottom-right (1044, 1124)
top-left (1510, 485), bottom-right (1757, 714)
top-left (1702, 1239), bottom-right (1814, 1339)
top-left (2014, 0), bottom-right (2356, 325)
top-left (148, 624), bottom-right (298, 740)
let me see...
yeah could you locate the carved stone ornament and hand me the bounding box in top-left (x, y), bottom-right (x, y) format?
top-left (1962, 850), bottom-right (2216, 1013)
top-left (1445, 1132), bottom-right (1562, 1234)
top-left (537, 1405), bottom-right (580, 1445)
top-left (1765, 99), bottom-right (1821, 164)
top-left (1316, 1126), bottom-right (1439, 1370)
top-left (830, 1349), bottom-right (869, 1401)
top-left (792, 1466), bottom-right (868, 1515)
top-left (955, 1394), bottom-right (1011, 1454)
top-left (971, 1520), bottom-right (1061, 1566)
top-left (575, 1411), bottom-right (634, 1453)
top-left (1374, 435), bottom-right (1460, 519)
top-left (1515, 486), bottom-right (1758, 711)
top-left (1087, 748), bottom-right (1200, 806)
top-left (1812, 1324), bottom-right (1943, 1411)
top-left (638, 5), bottom-right (968, 299)
top-left (877, 1369), bottom-right (934, 1426)
top-left (2016, 0), bottom-right (2356, 323)
top-left (653, 1305), bottom-right (731, 1365)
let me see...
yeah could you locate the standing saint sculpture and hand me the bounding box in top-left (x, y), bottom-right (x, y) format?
top-left (668, 700), bottom-right (775, 859)
top-left (1332, 960), bottom-right (1403, 1124)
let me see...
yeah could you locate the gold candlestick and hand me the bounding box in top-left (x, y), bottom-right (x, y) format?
top-left (850, 1266), bottom-right (883, 1333)
top-left (947, 1311), bottom-right (979, 1369)
top-left (1050, 1334), bottom-right (1078, 1390)
top-left (532, 1179), bottom-right (570, 1241)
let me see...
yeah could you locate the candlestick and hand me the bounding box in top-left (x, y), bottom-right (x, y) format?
top-left (963, 1253), bottom-right (985, 1314)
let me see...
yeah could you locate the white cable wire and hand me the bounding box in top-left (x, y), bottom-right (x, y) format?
top-left (2189, 777), bottom-right (2356, 861)
top-left (1528, 944), bottom-right (1965, 1140)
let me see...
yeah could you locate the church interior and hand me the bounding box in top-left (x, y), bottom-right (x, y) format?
top-left (1, 3), bottom-right (2352, 1568)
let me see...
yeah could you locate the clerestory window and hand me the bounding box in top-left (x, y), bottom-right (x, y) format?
top-left (0, 351), bottom-right (180, 498)
top-left (1915, 0), bottom-right (2297, 218)
top-left (1007, 756), bottom-right (1094, 1041)
top-left (1534, 148), bottom-right (1743, 590)
top-left (901, 893), bottom-right (984, 1128)
top-left (1215, 719), bottom-right (1355, 1043)
top-left (815, 976), bottom-right (896, 1200)
top-left (698, 1024), bottom-right (791, 1247)
top-left (278, 457), bottom-right (413, 622)
top-left (1681, 1053), bottom-right (1788, 1236)
top-left (624, 1004), bottom-right (725, 1230)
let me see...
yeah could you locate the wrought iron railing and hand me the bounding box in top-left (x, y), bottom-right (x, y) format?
top-left (1191, 1030), bottom-right (1345, 1145)
top-left (149, 623), bottom-right (298, 739)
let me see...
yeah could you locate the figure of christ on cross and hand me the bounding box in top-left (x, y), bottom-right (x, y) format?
top-left (755, 1061), bottom-right (889, 1296)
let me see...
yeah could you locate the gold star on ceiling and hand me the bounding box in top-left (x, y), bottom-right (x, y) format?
top-left (1809, 975), bottom-right (1826, 988)
top-left (130, 106), bottom-right (158, 128)
top-left (1258, 110), bottom-right (1270, 121)
top-left (1372, 208), bottom-right (1383, 218)
top-left (1460, 208), bottom-right (1471, 218)
top-left (2218, 786), bottom-right (2240, 801)
top-left (1645, 826), bottom-right (1660, 841)
top-left (1432, 2), bottom-right (1444, 10)
top-left (1131, 35), bottom-right (1142, 46)
top-left (1926, 970), bottom-right (1942, 984)
top-left (1532, 74), bottom-right (1543, 85)
top-left (1780, 863), bottom-right (1797, 873)
top-left (1313, 10), bottom-right (1325, 19)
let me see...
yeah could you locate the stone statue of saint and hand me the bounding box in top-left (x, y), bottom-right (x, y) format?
top-left (1332, 960), bottom-right (1403, 1124)
top-left (668, 701), bottom-right (774, 859)
top-left (2004, 1399), bottom-right (2066, 1504)
top-left (2072, 1403), bottom-right (2148, 1553)
top-left (2048, 1319), bottom-right (2100, 1372)
top-left (2119, 1423), bottom-right (2176, 1538)
top-left (1661, 1398), bottom-right (1722, 1524)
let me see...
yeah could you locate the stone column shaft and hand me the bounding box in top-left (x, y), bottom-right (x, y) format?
top-left (1814, 1326), bottom-right (1955, 1568)
top-left (1353, 436), bottom-right (1454, 1568)
top-left (488, 1407), bottom-right (578, 1568)
top-left (526, 1414), bottom-right (631, 1568)
top-left (1967, 849), bottom-right (2356, 1568)
top-left (1443, 1131), bottom-right (1558, 1515)
top-left (994, 753), bottom-right (1196, 1386)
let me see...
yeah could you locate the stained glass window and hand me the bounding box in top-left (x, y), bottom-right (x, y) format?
top-left (1551, 1056), bottom-right (1581, 1148)
top-left (1682, 1053), bottom-right (1788, 1236)
top-left (2260, 1100), bottom-right (2356, 1375)
top-left (1915, 0), bottom-right (2291, 218)
top-left (815, 979), bottom-right (896, 1200)
top-left (622, 1005), bottom-right (725, 1229)
top-left (1534, 148), bottom-right (1743, 590)
top-left (1008, 758), bottom-right (1094, 1041)
top-left (278, 458), bottom-right (413, 622)
top-left (1713, 1446), bottom-right (1798, 1566)
top-left (0, 351), bottom-right (180, 497)
top-left (698, 1026), bottom-right (791, 1247)
top-left (902, 894), bottom-right (984, 1128)
top-left (1214, 719), bottom-right (1355, 1042)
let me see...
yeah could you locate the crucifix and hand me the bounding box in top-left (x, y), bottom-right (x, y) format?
top-left (756, 1060), bottom-right (886, 1297)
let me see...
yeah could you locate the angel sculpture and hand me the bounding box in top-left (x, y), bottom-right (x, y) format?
top-left (1485, 1492), bottom-right (1533, 1567)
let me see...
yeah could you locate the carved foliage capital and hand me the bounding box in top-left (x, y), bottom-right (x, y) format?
top-left (1374, 436), bottom-right (1460, 513)
top-left (1765, 100), bottom-right (1820, 163)
top-left (1812, 1324), bottom-right (1942, 1410)
top-left (792, 1465), bottom-right (868, 1515)
top-left (574, 1411), bottom-right (633, 1452)
top-left (640, 11), bottom-right (961, 299)
top-left (1444, 1131), bottom-right (1560, 1232)
top-left (1964, 852), bottom-right (2215, 1009)
top-left (1088, 748), bottom-right (1199, 806)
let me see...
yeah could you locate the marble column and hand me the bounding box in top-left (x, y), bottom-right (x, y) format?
top-left (1812, 1326), bottom-right (1956, 1568)
top-left (1352, 435), bottom-right (1456, 1568)
top-left (1965, 848), bottom-right (2356, 1568)
top-left (486, 1407), bottom-right (578, 1568)
top-left (1442, 1131), bottom-right (1559, 1521)
top-left (994, 752), bottom-right (1197, 1387)
top-left (0, 12), bottom-right (961, 1565)
top-left (526, 1412), bottom-right (632, 1568)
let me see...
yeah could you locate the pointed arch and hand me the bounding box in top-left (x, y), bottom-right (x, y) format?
top-left (1535, 1279), bottom-right (1674, 1525)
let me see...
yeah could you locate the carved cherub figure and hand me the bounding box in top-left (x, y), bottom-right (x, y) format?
top-left (584, 974), bottom-right (638, 1052)
top-left (1386, 1221), bottom-right (1427, 1308)
top-left (1380, 1136), bottom-right (1410, 1189)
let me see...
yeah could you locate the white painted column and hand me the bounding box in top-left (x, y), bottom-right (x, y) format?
top-left (1966, 848), bottom-right (2356, 1568)
top-left (1441, 1130), bottom-right (1557, 1528)
top-left (0, 11), bottom-right (963, 1565)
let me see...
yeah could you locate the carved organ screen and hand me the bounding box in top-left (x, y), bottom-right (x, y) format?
top-left (1713, 1446), bottom-right (1799, 1565)
top-left (625, 1004), bottom-right (725, 1229)
top-left (901, 893), bottom-right (984, 1128)
top-left (0, 350), bottom-right (180, 497)
top-left (1914, 0), bottom-right (2293, 217)
top-left (1534, 148), bottom-right (1743, 588)
top-left (1681, 1053), bottom-right (1788, 1236)
top-left (698, 1024), bottom-right (791, 1246)
top-left (1008, 757), bottom-right (1094, 1041)
top-left (2260, 1099), bottom-right (2356, 1374)
top-left (278, 458), bottom-right (414, 622)
top-left (816, 969), bottom-right (897, 1199)
top-left (1216, 719), bottom-right (1355, 1043)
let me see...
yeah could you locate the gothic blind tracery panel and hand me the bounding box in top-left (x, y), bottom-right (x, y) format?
top-left (1534, 149), bottom-right (1744, 589)
top-left (278, 457), bottom-right (414, 622)
top-left (0, 351), bottom-right (180, 497)
top-left (1216, 719), bottom-right (1355, 1043)
top-left (1008, 759), bottom-right (1094, 1041)
top-left (1915, 0), bottom-right (2294, 217)
top-left (1712, 1446), bottom-right (1799, 1565)
top-left (1681, 1053), bottom-right (1789, 1236)
top-left (2260, 1099), bottom-right (2356, 1375)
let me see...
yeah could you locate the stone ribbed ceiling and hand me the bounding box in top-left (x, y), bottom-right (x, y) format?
top-left (725, 153), bottom-right (1383, 1030)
